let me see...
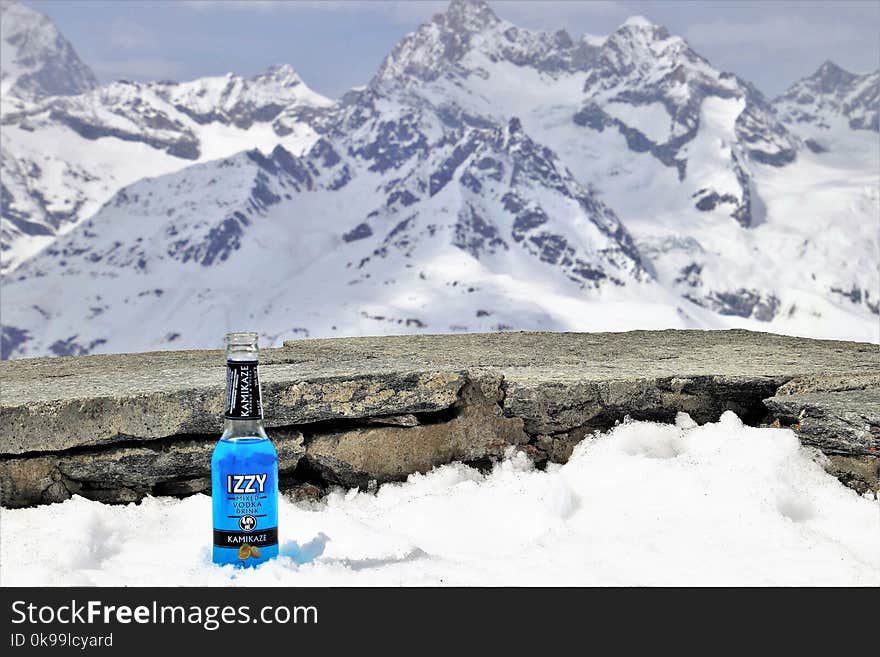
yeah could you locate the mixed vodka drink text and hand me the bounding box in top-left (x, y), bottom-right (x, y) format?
top-left (211, 332), bottom-right (279, 566)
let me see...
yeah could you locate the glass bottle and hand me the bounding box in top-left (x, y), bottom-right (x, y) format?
top-left (211, 332), bottom-right (279, 566)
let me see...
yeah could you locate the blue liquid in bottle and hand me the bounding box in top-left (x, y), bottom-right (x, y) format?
top-left (212, 333), bottom-right (279, 567)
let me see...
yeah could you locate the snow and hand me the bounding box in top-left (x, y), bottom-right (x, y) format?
top-left (621, 15), bottom-right (655, 29)
top-left (581, 34), bottom-right (606, 48)
top-left (161, 66), bottom-right (333, 114)
top-left (431, 52), bottom-right (588, 122)
top-left (602, 100), bottom-right (673, 144)
top-left (2, 412), bottom-right (878, 587)
top-left (528, 87), bottom-right (880, 343)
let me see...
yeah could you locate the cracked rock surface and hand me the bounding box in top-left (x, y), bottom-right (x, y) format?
top-left (1, 330), bottom-right (877, 506)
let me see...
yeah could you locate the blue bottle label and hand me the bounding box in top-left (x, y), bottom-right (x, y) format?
top-left (213, 460), bottom-right (279, 562)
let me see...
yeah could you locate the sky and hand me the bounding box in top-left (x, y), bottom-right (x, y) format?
top-left (26, 0), bottom-right (880, 99)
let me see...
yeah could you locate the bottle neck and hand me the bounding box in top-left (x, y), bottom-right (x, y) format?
top-left (221, 417), bottom-right (268, 441)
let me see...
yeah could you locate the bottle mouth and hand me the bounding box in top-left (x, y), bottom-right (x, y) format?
top-left (226, 331), bottom-right (258, 346)
top-left (225, 332), bottom-right (259, 360)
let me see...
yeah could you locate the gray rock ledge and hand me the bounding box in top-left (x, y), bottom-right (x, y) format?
top-left (1, 330), bottom-right (877, 506)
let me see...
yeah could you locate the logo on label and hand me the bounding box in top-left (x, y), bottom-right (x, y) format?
top-left (239, 515), bottom-right (257, 532)
top-left (226, 473), bottom-right (268, 494)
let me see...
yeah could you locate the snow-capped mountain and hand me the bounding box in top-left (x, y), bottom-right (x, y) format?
top-left (776, 60), bottom-right (879, 133)
top-left (1, 117), bottom-right (666, 357)
top-left (358, 1), bottom-right (876, 329)
top-left (0, 0), bottom-right (96, 106)
top-left (1, 0), bottom-right (878, 359)
top-left (0, 64), bottom-right (331, 270)
top-left (774, 60), bottom-right (879, 155)
top-left (371, 5), bottom-right (796, 226)
top-left (1, 0), bottom-right (332, 271)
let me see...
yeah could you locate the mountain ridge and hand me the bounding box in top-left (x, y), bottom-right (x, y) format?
top-left (1, 0), bottom-right (878, 358)
top-left (1, 16), bottom-right (333, 271)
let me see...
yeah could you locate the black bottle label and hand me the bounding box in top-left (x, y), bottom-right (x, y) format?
top-left (224, 360), bottom-right (263, 419)
top-left (213, 527), bottom-right (279, 549)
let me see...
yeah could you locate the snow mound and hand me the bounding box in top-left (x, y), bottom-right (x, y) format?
top-left (1, 412), bottom-right (878, 586)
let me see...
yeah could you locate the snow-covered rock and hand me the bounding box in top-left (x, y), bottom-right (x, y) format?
top-left (775, 60), bottom-right (879, 136)
top-left (371, 0), bottom-right (796, 228)
top-left (0, 0), bottom-right (97, 105)
top-left (1, 108), bottom-right (660, 357)
top-left (1, 0), bottom-right (877, 357)
top-left (1, 59), bottom-right (332, 271)
top-left (352, 1), bottom-right (876, 334)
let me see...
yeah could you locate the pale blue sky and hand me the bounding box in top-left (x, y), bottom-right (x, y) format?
top-left (29, 0), bottom-right (880, 99)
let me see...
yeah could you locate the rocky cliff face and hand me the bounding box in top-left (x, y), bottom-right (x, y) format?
top-left (1, 330), bottom-right (877, 507)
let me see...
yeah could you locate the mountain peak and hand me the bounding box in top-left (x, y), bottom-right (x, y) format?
top-left (374, 0), bottom-right (606, 87)
top-left (816, 59), bottom-right (848, 75)
top-left (806, 59), bottom-right (858, 90)
top-left (601, 14), bottom-right (678, 58)
top-left (373, 0), bottom-right (505, 86)
top-left (612, 14), bottom-right (672, 42)
top-left (775, 58), bottom-right (878, 132)
top-left (620, 15), bottom-right (656, 29)
top-left (255, 63), bottom-right (304, 87)
top-left (0, 0), bottom-right (98, 101)
top-left (441, 0), bottom-right (500, 32)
